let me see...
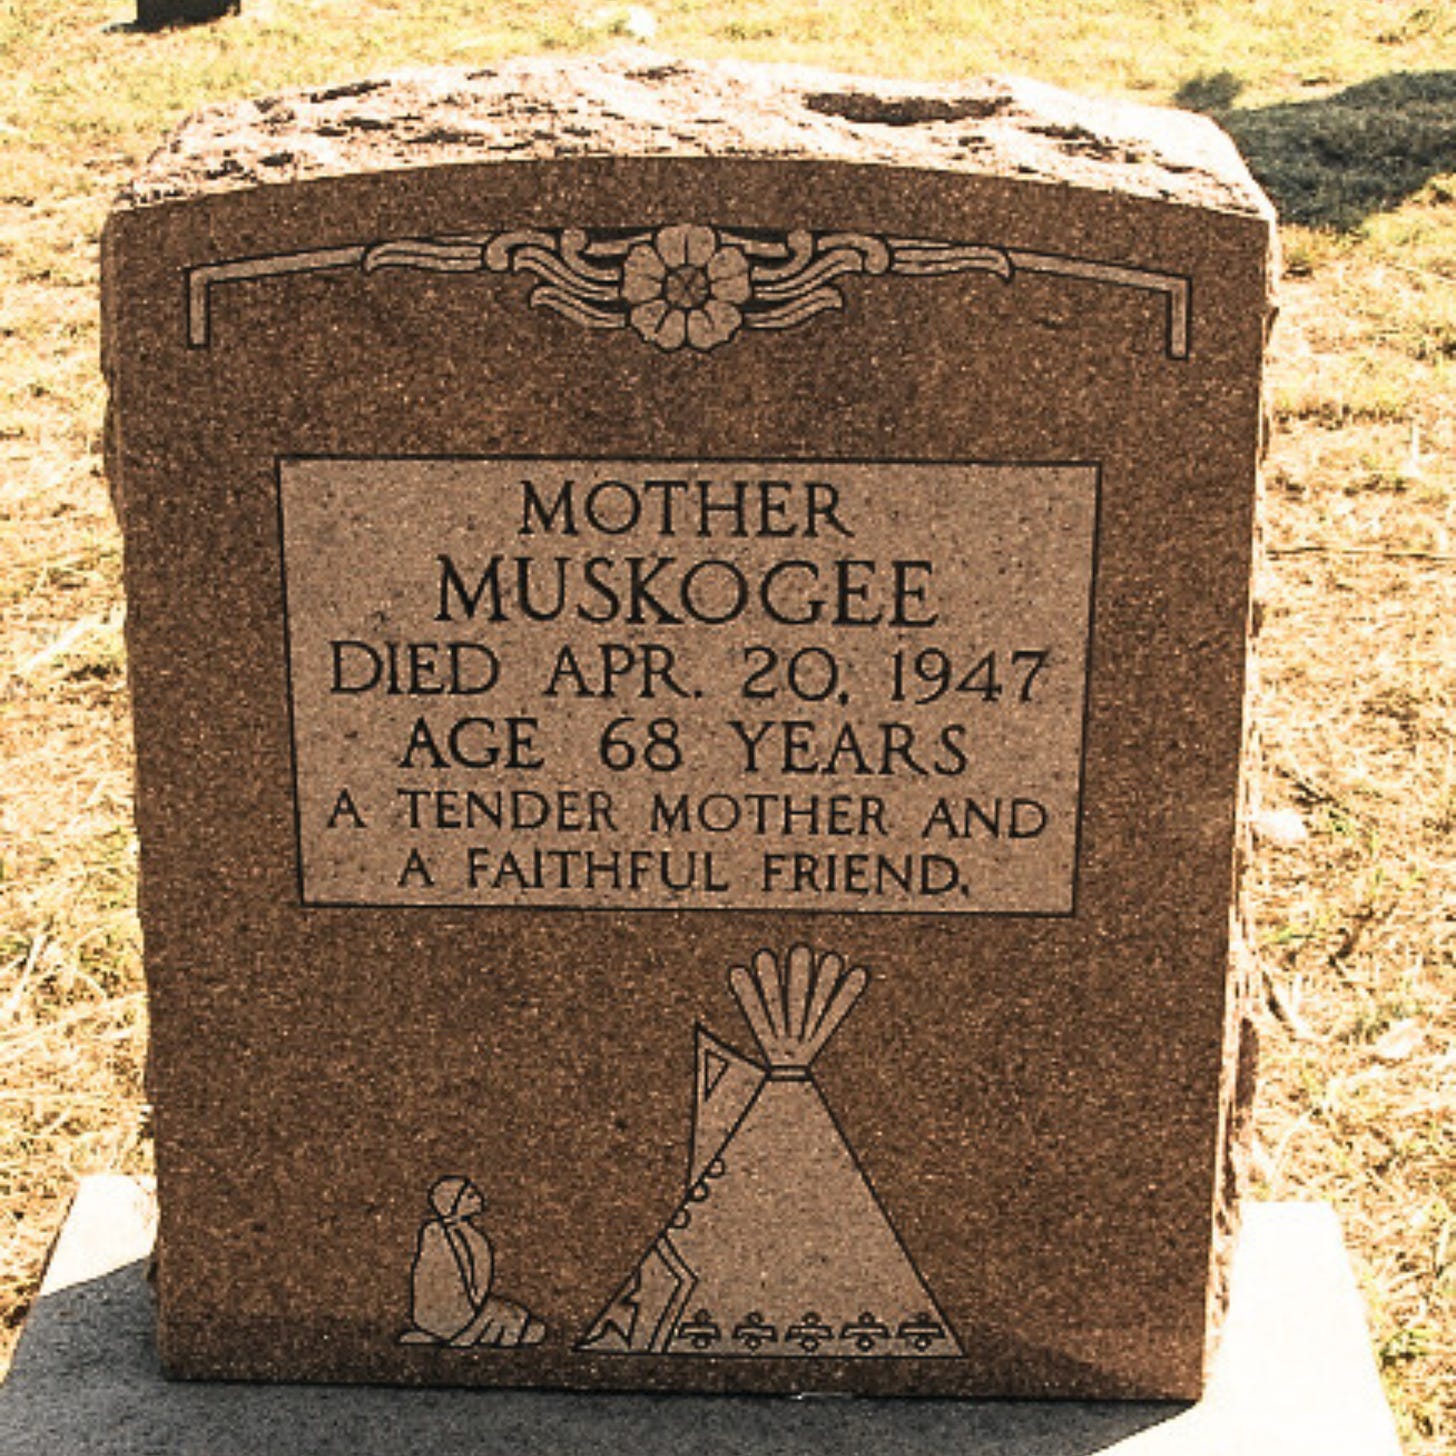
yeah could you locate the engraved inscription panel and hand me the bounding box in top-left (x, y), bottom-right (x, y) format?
top-left (280, 458), bottom-right (1098, 913)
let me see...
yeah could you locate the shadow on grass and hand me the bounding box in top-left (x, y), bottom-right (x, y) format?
top-left (1176, 69), bottom-right (1456, 229)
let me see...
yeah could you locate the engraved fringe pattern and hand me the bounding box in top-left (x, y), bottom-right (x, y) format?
top-left (728, 946), bottom-right (868, 1071)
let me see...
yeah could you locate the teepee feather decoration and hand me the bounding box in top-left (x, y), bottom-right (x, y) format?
top-left (578, 946), bottom-right (961, 1360)
top-left (729, 946), bottom-right (867, 1072)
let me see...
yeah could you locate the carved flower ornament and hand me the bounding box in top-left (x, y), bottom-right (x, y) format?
top-left (621, 225), bottom-right (753, 353)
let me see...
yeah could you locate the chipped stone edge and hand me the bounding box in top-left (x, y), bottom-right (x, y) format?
top-left (108, 54), bottom-right (1276, 223)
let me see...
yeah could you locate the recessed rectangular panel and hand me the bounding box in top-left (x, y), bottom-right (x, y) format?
top-left (280, 458), bottom-right (1098, 913)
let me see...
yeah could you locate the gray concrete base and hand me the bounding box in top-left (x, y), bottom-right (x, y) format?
top-left (1, 1177), bottom-right (1401, 1454)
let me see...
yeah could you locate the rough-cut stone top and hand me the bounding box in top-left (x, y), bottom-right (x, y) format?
top-left (118, 52), bottom-right (1272, 218)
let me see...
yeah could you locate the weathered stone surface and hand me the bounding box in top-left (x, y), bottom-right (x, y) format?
top-left (121, 54), bottom-right (1269, 212)
top-left (103, 55), bottom-right (1275, 1398)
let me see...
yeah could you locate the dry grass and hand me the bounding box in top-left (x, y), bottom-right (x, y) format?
top-left (1252, 220), bottom-right (1455, 1443)
top-left (1, 1), bottom-right (1452, 1446)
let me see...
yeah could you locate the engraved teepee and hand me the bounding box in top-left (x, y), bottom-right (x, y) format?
top-left (578, 946), bottom-right (962, 1359)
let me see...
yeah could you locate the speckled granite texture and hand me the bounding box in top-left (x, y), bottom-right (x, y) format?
top-left (104, 55), bottom-right (1275, 1399)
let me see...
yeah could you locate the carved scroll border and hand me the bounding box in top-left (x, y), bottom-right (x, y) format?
top-left (186, 225), bottom-right (1191, 359)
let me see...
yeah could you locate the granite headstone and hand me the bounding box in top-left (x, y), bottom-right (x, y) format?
top-left (102, 56), bottom-right (1276, 1399)
top-left (135, 0), bottom-right (238, 30)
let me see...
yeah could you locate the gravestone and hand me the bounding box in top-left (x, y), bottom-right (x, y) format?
top-left (134, 0), bottom-right (237, 30)
top-left (102, 56), bottom-right (1276, 1400)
